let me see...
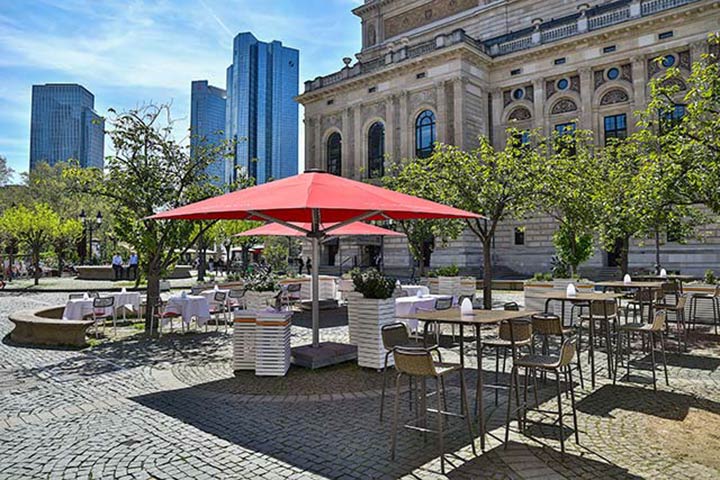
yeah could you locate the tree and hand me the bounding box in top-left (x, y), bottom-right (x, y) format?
top-left (67, 104), bottom-right (242, 332)
top-left (2, 203), bottom-right (60, 285)
top-left (387, 134), bottom-right (541, 309)
top-left (53, 219), bottom-right (83, 275)
top-left (540, 128), bottom-right (600, 277)
top-left (210, 220), bottom-right (261, 273)
top-left (0, 155), bottom-right (14, 186)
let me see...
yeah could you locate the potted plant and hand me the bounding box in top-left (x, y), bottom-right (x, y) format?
top-left (434, 264), bottom-right (462, 298)
top-left (244, 271), bottom-right (280, 311)
top-left (347, 268), bottom-right (397, 369)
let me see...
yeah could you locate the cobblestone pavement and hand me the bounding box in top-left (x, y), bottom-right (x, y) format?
top-left (1, 291), bottom-right (720, 479)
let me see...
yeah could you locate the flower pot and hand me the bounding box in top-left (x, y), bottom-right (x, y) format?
top-left (245, 291), bottom-right (279, 311)
top-left (347, 296), bottom-right (396, 369)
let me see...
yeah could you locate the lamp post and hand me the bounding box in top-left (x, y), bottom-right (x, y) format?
top-left (79, 210), bottom-right (103, 265)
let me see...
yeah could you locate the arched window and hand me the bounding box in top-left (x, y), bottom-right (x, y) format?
top-left (367, 122), bottom-right (385, 178)
top-left (326, 132), bottom-right (342, 176)
top-left (415, 110), bottom-right (436, 159)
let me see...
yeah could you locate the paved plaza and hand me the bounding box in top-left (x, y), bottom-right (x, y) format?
top-left (1, 291), bottom-right (720, 479)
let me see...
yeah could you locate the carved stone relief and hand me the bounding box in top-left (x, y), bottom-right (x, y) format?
top-left (570, 75), bottom-right (581, 94)
top-left (409, 89), bottom-right (436, 111)
top-left (383, 0), bottom-right (475, 38)
top-left (621, 64), bottom-right (632, 83)
top-left (600, 89), bottom-right (629, 106)
top-left (551, 98), bottom-right (578, 115)
top-left (508, 107), bottom-right (532, 121)
top-left (679, 50), bottom-right (691, 71)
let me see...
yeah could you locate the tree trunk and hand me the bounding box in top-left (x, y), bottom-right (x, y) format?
top-left (198, 246), bottom-right (206, 282)
top-left (482, 238), bottom-right (492, 310)
top-left (620, 235), bottom-right (630, 276)
top-left (654, 226), bottom-right (661, 274)
top-left (33, 249), bottom-right (40, 286)
top-left (8, 245), bottom-right (14, 283)
top-left (58, 254), bottom-right (63, 278)
top-left (145, 269), bottom-right (161, 334)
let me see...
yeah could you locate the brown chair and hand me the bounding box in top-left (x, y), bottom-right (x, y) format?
top-left (655, 293), bottom-right (688, 351)
top-left (578, 300), bottom-right (619, 380)
top-left (390, 346), bottom-right (476, 474)
top-left (379, 323), bottom-right (418, 421)
top-left (504, 337), bottom-right (580, 455)
top-left (689, 285), bottom-right (720, 334)
top-left (614, 311), bottom-right (669, 392)
top-left (531, 313), bottom-right (584, 389)
top-left (482, 318), bottom-right (533, 406)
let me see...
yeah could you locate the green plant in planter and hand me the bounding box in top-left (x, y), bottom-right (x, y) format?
top-left (531, 272), bottom-right (553, 282)
top-left (433, 264), bottom-right (460, 277)
top-left (351, 268), bottom-right (396, 300)
top-left (704, 269), bottom-right (717, 285)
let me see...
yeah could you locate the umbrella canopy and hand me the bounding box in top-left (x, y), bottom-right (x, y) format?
top-left (150, 170), bottom-right (478, 224)
top-left (149, 170), bottom-right (481, 349)
top-left (234, 221), bottom-right (405, 238)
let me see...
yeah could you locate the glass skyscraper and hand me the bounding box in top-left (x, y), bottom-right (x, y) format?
top-left (190, 80), bottom-right (227, 187)
top-left (225, 32), bottom-right (298, 185)
top-left (29, 84), bottom-right (104, 170)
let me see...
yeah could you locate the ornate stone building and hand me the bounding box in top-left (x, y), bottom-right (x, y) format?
top-left (297, 0), bottom-right (720, 277)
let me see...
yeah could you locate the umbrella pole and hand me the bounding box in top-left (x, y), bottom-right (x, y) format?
top-left (311, 217), bottom-right (321, 348)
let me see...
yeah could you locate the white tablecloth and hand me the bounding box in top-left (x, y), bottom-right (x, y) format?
top-left (63, 299), bottom-right (95, 320)
top-left (395, 295), bottom-right (447, 331)
top-left (111, 292), bottom-right (141, 311)
top-left (400, 285), bottom-right (430, 297)
top-left (165, 295), bottom-right (211, 326)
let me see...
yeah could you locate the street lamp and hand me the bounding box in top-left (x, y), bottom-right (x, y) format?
top-left (79, 210), bottom-right (103, 265)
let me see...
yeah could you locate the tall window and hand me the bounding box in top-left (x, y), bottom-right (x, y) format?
top-left (514, 227), bottom-right (525, 246)
top-left (326, 132), bottom-right (342, 176)
top-left (367, 122), bottom-right (385, 178)
top-left (661, 103), bottom-right (686, 132)
top-left (415, 110), bottom-right (436, 159)
top-left (604, 114), bottom-right (627, 145)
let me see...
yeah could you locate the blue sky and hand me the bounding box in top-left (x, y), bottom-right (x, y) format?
top-left (0, 0), bottom-right (362, 180)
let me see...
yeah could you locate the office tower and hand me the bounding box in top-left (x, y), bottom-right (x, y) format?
top-left (190, 80), bottom-right (227, 187)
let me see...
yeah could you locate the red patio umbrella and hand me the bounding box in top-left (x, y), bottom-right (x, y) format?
top-left (233, 221), bottom-right (406, 238)
top-left (150, 170), bottom-right (481, 349)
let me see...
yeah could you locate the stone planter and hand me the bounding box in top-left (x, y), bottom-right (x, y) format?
top-left (348, 296), bottom-right (396, 369)
top-left (245, 291), bottom-right (279, 311)
top-left (438, 276), bottom-right (462, 298)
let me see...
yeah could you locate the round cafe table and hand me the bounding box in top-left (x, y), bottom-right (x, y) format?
top-left (165, 295), bottom-right (211, 326)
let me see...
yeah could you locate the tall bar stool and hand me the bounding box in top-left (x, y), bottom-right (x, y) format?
top-left (379, 323), bottom-right (419, 421)
top-left (578, 300), bottom-right (619, 381)
top-left (655, 293), bottom-right (689, 351)
top-left (482, 316), bottom-right (533, 406)
top-left (390, 346), bottom-right (476, 474)
top-left (417, 296), bottom-right (453, 345)
top-left (614, 311), bottom-right (669, 392)
top-left (504, 337), bottom-right (580, 455)
top-left (530, 313), bottom-right (584, 389)
top-left (689, 285), bottom-right (720, 334)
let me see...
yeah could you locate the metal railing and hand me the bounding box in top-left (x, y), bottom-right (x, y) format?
top-left (541, 23), bottom-right (578, 43)
top-left (642, 0), bottom-right (696, 15)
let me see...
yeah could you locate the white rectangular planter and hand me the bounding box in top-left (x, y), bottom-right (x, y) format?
top-left (349, 297), bottom-right (396, 370)
top-left (461, 277), bottom-right (477, 297)
top-left (255, 311), bottom-right (292, 377)
top-left (345, 291), bottom-right (363, 345)
top-left (233, 311), bottom-right (257, 371)
top-left (524, 280), bottom-right (594, 322)
top-left (245, 291), bottom-right (279, 311)
top-left (438, 276), bottom-right (462, 298)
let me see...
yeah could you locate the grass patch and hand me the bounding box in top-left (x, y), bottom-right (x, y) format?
top-left (131, 322), bottom-right (146, 331)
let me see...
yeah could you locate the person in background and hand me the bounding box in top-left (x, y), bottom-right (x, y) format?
top-left (297, 257), bottom-right (304, 276)
top-left (305, 257), bottom-right (312, 275)
top-left (112, 253), bottom-right (123, 281)
top-left (128, 252), bottom-right (139, 280)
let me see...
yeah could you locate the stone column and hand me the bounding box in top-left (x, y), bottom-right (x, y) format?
top-left (435, 81), bottom-right (448, 144)
top-left (399, 91), bottom-right (410, 160)
top-left (490, 88), bottom-right (504, 148)
top-left (313, 117), bottom-right (322, 170)
top-left (385, 95), bottom-right (396, 164)
top-left (304, 117), bottom-right (315, 170)
top-left (690, 40), bottom-right (708, 63)
top-left (532, 78), bottom-right (545, 135)
top-left (353, 107), bottom-right (363, 180)
top-left (453, 78), bottom-right (465, 148)
top-left (631, 56), bottom-right (647, 132)
top-left (341, 107), bottom-right (351, 176)
top-left (578, 67), bottom-right (593, 130)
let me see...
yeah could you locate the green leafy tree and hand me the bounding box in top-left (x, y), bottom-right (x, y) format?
top-left (386, 133), bottom-right (541, 308)
top-left (67, 104), bottom-right (243, 332)
top-left (53, 219), bottom-right (83, 274)
top-left (0, 155), bottom-right (14, 186)
top-left (210, 220), bottom-right (261, 273)
top-left (2, 203), bottom-right (61, 285)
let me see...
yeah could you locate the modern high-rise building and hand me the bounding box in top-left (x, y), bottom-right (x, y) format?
top-left (225, 32), bottom-right (299, 185)
top-left (29, 83), bottom-right (104, 170)
top-left (190, 80), bottom-right (227, 187)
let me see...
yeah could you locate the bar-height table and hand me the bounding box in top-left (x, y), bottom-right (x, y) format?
top-left (536, 291), bottom-right (623, 388)
top-left (595, 281), bottom-right (664, 322)
top-left (396, 308), bottom-right (538, 450)
top-left (633, 275), bottom-right (694, 294)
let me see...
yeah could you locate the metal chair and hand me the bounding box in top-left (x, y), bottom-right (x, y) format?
top-left (151, 300), bottom-right (180, 335)
top-left (190, 286), bottom-right (204, 296)
top-left (503, 301), bottom-right (519, 311)
top-left (68, 293), bottom-right (85, 300)
top-left (655, 293), bottom-right (688, 351)
top-left (390, 346), bottom-right (476, 474)
top-left (91, 297), bottom-right (116, 337)
top-left (614, 311), bottom-right (669, 392)
top-left (228, 289), bottom-right (246, 311)
top-left (531, 313), bottom-right (584, 389)
top-left (689, 285), bottom-right (720, 334)
top-left (379, 323), bottom-right (418, 421)
top-left (482, 318), bottom-right (533, 405)
top-left (281, 283), bottom-right (302, 310)
top-left (505, 337), bottom-right (580, 455)
top-left (578, 300), bottom-right (619, 381)
top-left (416, 296), bottom-right (453, 345)
top-left (209, 291), bottom-right (229, 331)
